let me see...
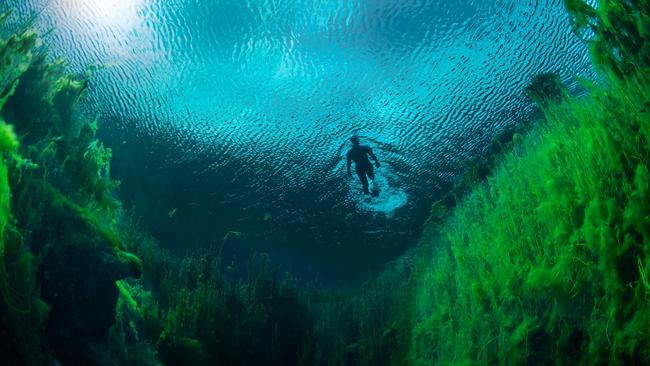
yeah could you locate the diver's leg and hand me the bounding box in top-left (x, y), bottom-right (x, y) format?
top-left (366, 166), bottom-right (377, 195)
top-left (366, 165), bottom-right (375, 180)
top-left (356, 167), bottom-right (370, 194)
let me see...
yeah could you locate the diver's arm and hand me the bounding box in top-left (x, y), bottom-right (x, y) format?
top-left (368, 148), bottom-right (380, 168)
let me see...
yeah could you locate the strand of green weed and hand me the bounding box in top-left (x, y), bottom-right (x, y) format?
top-left (638, 257), bottom-right (650, 292)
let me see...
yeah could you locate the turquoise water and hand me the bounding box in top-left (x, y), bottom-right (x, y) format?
top-left (7, 0), bottom-right (593, 281)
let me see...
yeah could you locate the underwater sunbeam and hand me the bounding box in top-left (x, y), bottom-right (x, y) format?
top-left (57, 0), bottom-right (145, 28)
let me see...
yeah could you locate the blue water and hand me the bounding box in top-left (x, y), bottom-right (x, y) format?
top-left (7, 0), bottom-right (593, 282)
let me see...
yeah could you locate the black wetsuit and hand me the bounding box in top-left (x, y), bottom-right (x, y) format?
top-left (346, 145), bottom-right (379, 194)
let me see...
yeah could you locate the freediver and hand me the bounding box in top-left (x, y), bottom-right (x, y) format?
top-left (346, 136), bottom-right (380, 196)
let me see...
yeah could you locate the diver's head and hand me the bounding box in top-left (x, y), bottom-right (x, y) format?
top-left (350, 136), bottom-right (360, 145)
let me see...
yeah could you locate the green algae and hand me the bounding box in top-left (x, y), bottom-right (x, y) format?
top-left (564, 0), bottom-right (649, 78)
top-left (304, 251), bottom-right (417, 366)
top-left (0, 15), bottom-right (144, 365)
top-left (406, 1), bottom-right (650, 364)
top-left (116, 279), bottom-right (141, 316)
top-left (109, 235), bottom-right (316, 366)
top-left (0, 23), bottom-right (50, 365)
top-left (524, 72), bottom-right (568, 106)
top-left (1, 1), bottom-right (648, 365)
top-left (0, 27), bottom-right (39, 108)
top-left (409, 75), bottom-right (650, 365)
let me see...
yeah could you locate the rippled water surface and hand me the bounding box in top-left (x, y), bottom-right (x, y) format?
top-left (8, 0), bottom-right (592, 281)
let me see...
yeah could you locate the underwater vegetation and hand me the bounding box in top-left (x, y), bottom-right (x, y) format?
top-left (448, 71), bottom-right (569, 214)
top-left (564, 0), bottom-right (649, 78)
top-left (305, 254), bottom-right (417, 366)
top-left (111, 226), bottom-right (316, 366)
top-left (0, 11), bottom-right (143, 365)
top-left (0, 0), bottom-right (649, 365)
top-left (524, 72), bottom-right (569, 106)
top-left (410, 74), bottom-right (650, 364)
top-left (407, 0), bottom-right (650, 364)
top-left (0, 12), bottom-right (317, 366)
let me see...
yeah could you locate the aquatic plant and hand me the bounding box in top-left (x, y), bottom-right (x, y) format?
top-left (524, 71), bottom-right (568, 105)
top-left (407, 1), bottom-right (650, 362)
top-left (410, 78), bottom-right (649, 364)
top-left (1, 1), bottom-right (647, 365)
top-left (3, 52), bottom-right (120, 216)
top-left (0, 15), bottom-right (143, 365)
top-left (451, 69), bottom-right (570, 204)
top-left (306, 253), bottom-right (417, 366)
top-left (564, 0), bottom-right (649, 78)
top-left (0, 118), bottom-right (50, 365)
top-left (110, 228), bottom-right (316, 366)
top-left (0, 22), bottom-right (50, 366)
